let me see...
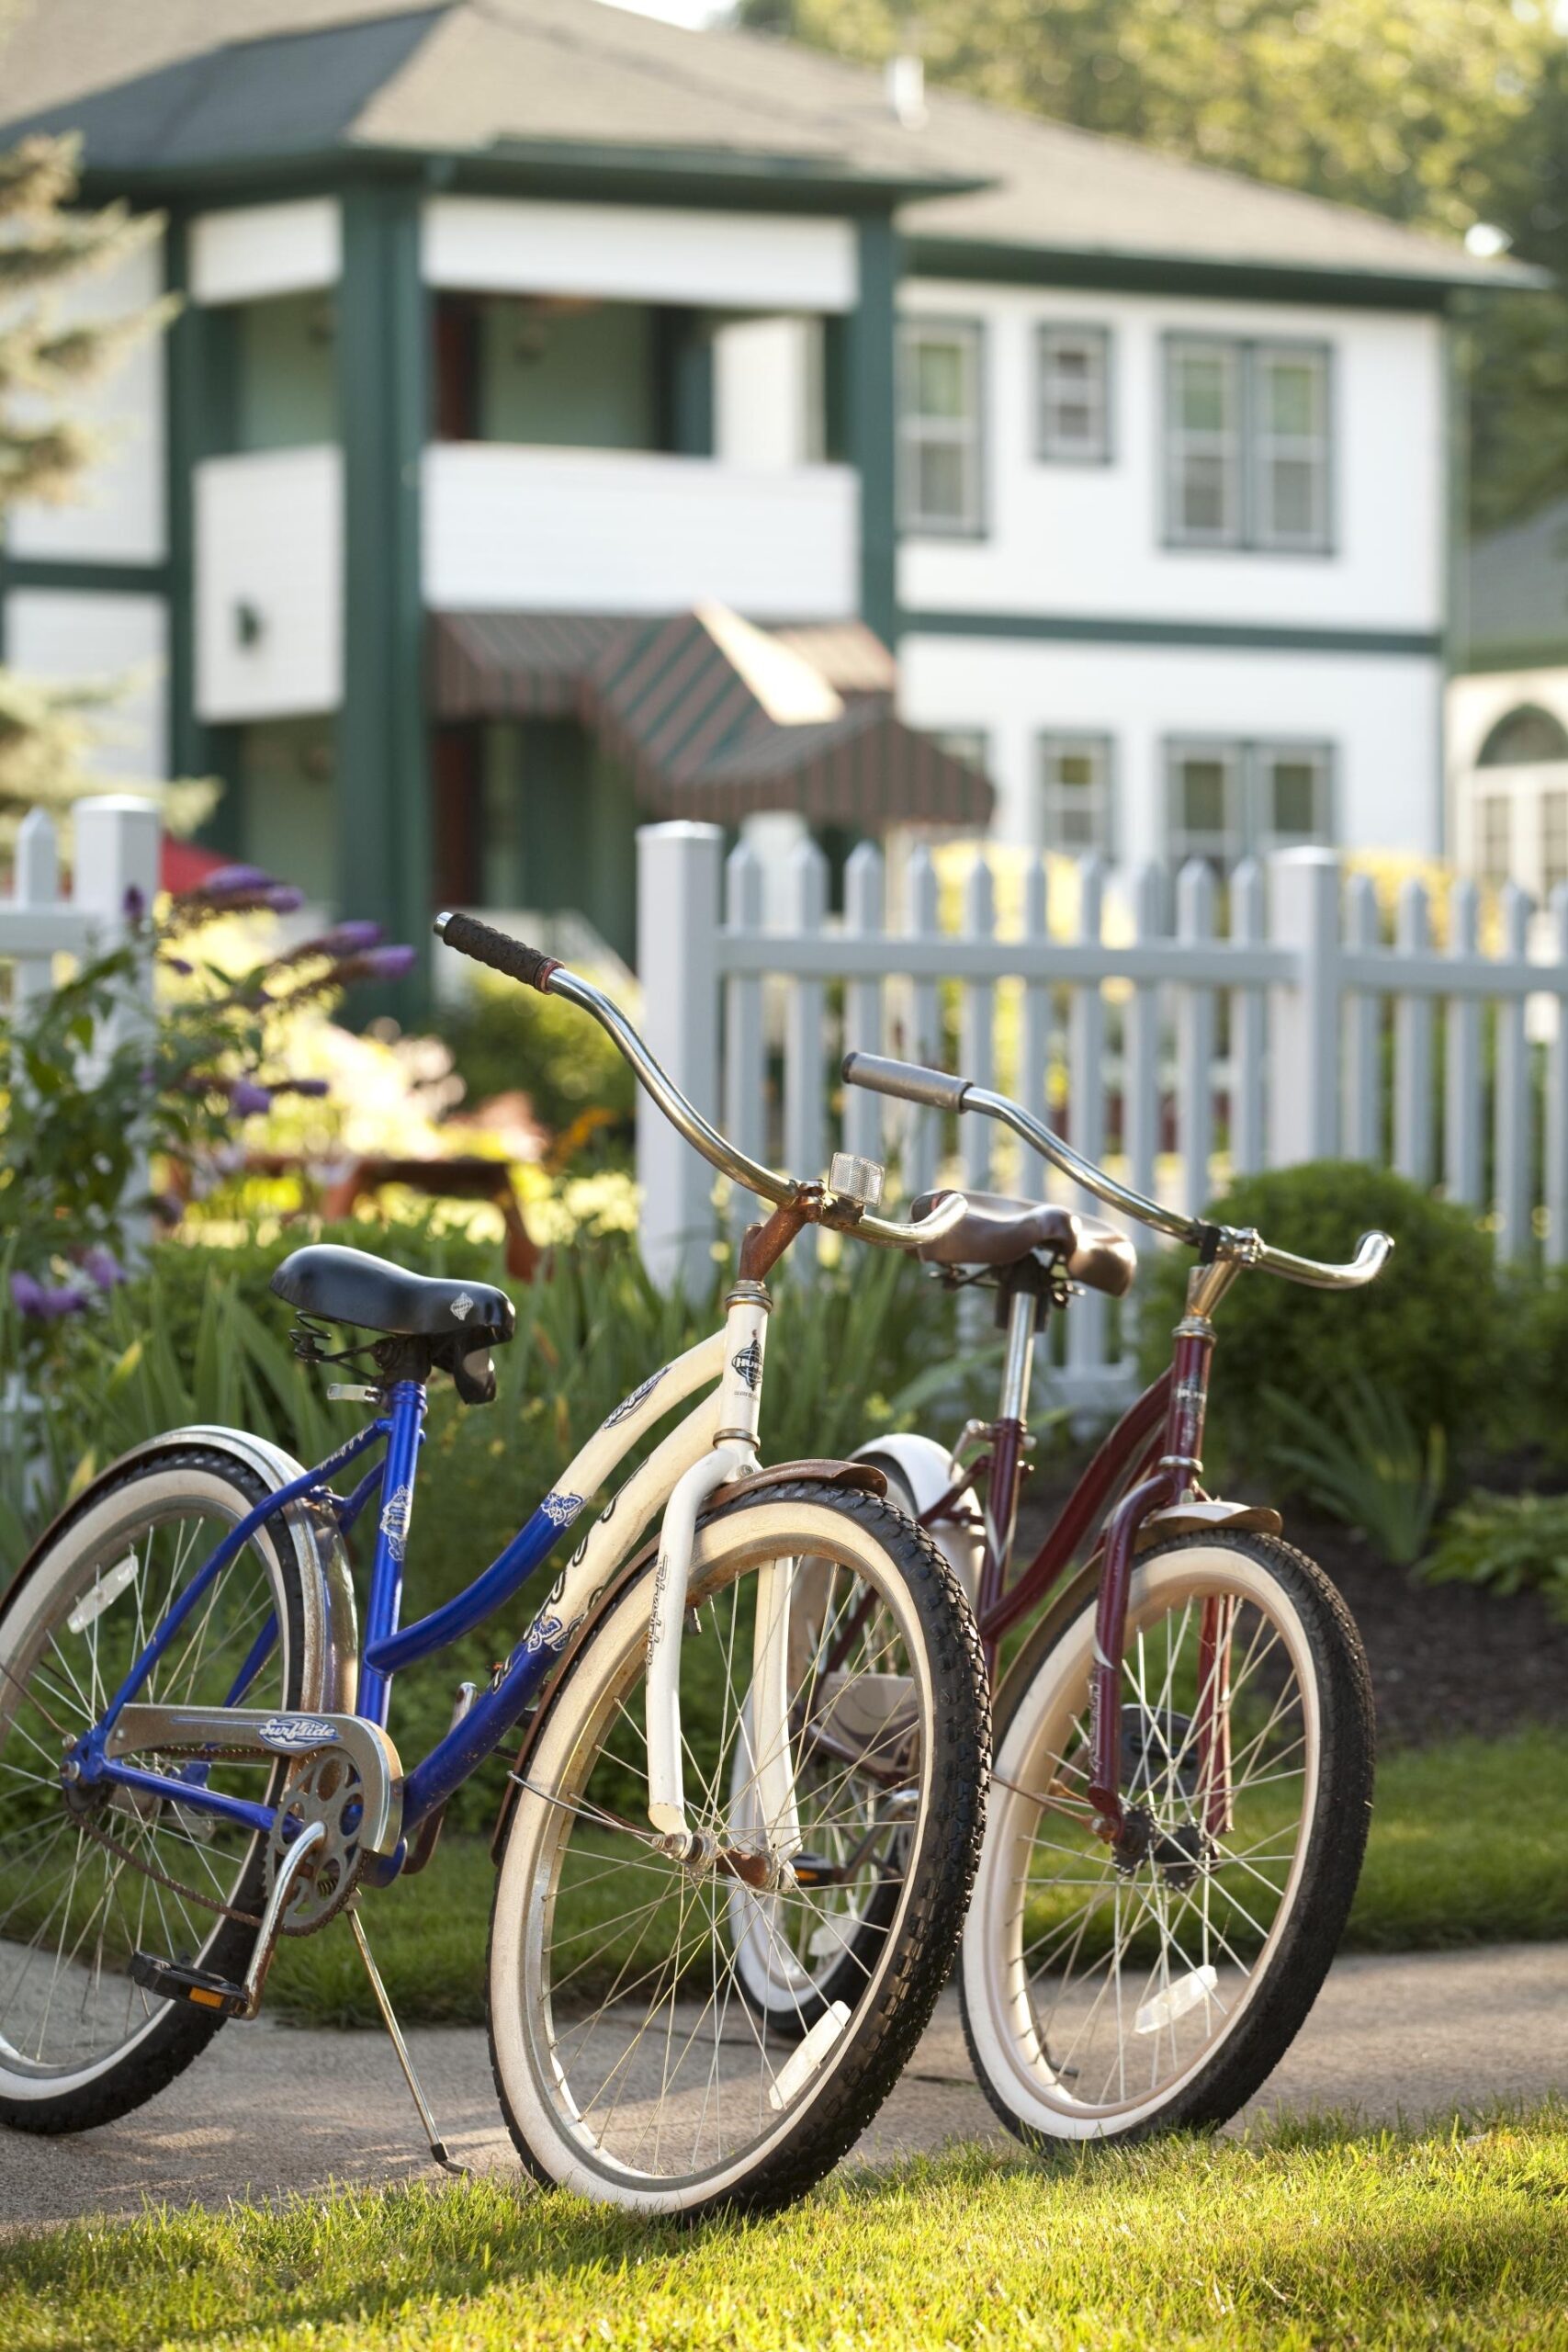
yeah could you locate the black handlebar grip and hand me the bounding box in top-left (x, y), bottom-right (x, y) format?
top-left (434, 910), bottom-right (559, 992)
top-left (840, 1051), bottom-right (971, 1114)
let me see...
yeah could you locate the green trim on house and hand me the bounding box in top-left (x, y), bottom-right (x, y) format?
top-left (903, 235), bottom-right (1526, 312)
top-left (0, 557), bottom-right (170, 594)
top-left (1457, 639), bottom-right (1568, 677)
top-left (164, 207), bottom-right (242, 842)
top-left (337, 175), bottom-right (430, 1012)
top-left (903, 610), bottom-right (1443, 657)
top-left (79, 144), bottom-right (977, 215)
top-left (846, 214), bottom-right (900, 648)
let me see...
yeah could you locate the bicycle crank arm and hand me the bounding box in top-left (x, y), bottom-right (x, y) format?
top-left (131, 1820), bottom-right (327, 2020)
top-left (102, 1705), bottom-right (404, 1855)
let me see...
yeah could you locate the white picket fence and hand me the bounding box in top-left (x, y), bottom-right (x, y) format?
top-left (0, 795), bottom-right (162, 1013)
top-left (634, 820), bottom-right (1568, 1408)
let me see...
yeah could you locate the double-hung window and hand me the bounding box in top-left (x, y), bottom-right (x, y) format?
top-left (1036, 325), bottom-right (1111, 463)
top-left (1167, 338), bottom-right (1331, 553)
top-left (1168, 739), bottom-right (1333, 870)
top-left (898, 319), bottom-right (983, 535)
top-left (1040, 735), bottom-right (1114, 854)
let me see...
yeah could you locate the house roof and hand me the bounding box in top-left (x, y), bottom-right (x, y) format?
top-left (430, 605), bottom-right (994, 827)
top-left (1463, 498), bottom-right (1568, 673)
top-left (0, 0), bottom-right (1538, 294)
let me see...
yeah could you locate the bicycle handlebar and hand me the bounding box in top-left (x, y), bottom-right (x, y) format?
top-left (840, 1050), bottom-right (1392, 1290)
top-left (434, 917), bottom-right (966, 1255)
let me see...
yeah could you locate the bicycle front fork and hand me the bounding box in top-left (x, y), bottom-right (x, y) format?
top-left (643, 1281), bottom-right (804, 1871)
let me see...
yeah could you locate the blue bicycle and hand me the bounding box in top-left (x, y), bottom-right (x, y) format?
top-left (0, 917), bottom-right (987, 2217)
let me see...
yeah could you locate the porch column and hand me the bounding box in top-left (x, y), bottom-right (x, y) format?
top-left (845, 211), bottom-right (899, 650)
top-left (337, 177), bottom-right (430, 1010)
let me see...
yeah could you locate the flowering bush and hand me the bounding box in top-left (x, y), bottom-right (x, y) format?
top-left (0, 865), bottom-right (412, 1327)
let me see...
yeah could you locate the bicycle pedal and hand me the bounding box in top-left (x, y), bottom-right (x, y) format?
top-left (130, 1951), bottom-right (251, 2018)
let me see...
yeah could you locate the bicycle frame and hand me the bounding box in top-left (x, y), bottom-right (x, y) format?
top-left (64, 1284), bottom-right (776, 1882)
top-left (919, 1254), bottom-right (1244, 1841)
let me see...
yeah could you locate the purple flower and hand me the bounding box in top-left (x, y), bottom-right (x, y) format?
top-left (280, 922), bottom-right (381, 966)
top-left (276, 1077), bottom-right (330, 1099)
top-left (229, 1080), bottom-right (273, 1116)
top-left (123, 885), bottom-right (146, 922)
top-left (80, 1246), bottom-right (125, 1293)
top-left (363, 944), bottom-right (416, 980)
top-left (261, 885), bottom-right (305, 914)
top-left (10, 1272), bottom-right (89, 1322)
top-left (161, 955), bottom-right (194, 978)
top-left (203, 865), bottom-right (272, 894)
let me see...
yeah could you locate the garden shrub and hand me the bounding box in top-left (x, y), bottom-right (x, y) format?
top-left (1421, 1488), bottom-right (1568, 1616)
top-left (437, 971), bottom-right (637, 1140)
top-left (1134, 1161), bottom-right (1503, 1484)
top-left (1507, 1272), bottom-right (1568, 1464)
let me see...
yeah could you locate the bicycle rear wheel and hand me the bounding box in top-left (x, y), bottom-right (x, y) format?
top-left (488, 1478), bottom-right (987, 2218)
top-left (959, 1531), bottom-right (1373, 2144)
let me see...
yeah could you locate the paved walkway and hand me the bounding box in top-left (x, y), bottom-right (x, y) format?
top-left (2, 1942), bottom-right (1564, 2232)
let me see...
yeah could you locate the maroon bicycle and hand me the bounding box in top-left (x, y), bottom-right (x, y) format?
top-left (761, 1049), bottom-right (1390, 2148)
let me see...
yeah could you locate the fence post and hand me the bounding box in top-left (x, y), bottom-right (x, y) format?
top-left (1495, 882), bottom-right (1532, 1263)
top-left (12, 808), bottom-right (59, 1019)
top-left (72, 795), bottom-right (162, 944)
top-left (636, 821), bottom-right (723, 1292)
top-left (1268, 847), bottom-right (1340, 1166)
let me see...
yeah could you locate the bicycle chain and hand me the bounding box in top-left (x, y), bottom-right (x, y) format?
top-left (70, 1741), bottom-right (282, 1928)
top-left (74, 1808), bottom-right (263, 1926)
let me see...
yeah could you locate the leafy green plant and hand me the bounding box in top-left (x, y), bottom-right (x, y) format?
top-left (1266, 1372), bottom-right (1446, 1566)
top-left (1136, 1162), bottom-right (1502, 1482)
top-left (1421, 1489), bottom-right (1568, 1616)
top-left (1504, 1271), bottom-right (1568, 1465)
top-left (437, 969), bottom-right (636, 1141)
top-left (0, 872), bottom-right (412, 1330)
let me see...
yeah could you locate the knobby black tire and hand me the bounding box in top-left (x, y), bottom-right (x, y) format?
top-left (0, 1448), bottom-right (308, 2137)
top-left (488, 1479), bottom-right (990, 2220)
top-left (960, 1529), bottom-right (1374, 2149)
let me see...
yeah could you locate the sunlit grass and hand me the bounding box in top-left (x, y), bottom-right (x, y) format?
top-left (5, 2105), bottom-right (1568, 2350)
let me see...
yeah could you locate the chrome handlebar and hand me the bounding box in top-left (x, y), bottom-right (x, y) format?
top-left (434, 917), bottom-right (966, 1255)
top-left (840, 1051), bottom-right (1393, 1290)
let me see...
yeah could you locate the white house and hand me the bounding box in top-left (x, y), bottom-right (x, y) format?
top-left (0, 0), bottom-right (1526, 992)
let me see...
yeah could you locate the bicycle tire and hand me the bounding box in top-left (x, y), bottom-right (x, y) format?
top-left (959, 1529), bottom-right (1373, 2144)
top-left (488, 1478), bottom-right (988, 2218)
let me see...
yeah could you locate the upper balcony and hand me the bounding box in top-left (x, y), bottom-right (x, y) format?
top-left (422, 442), bottom-right (858, 620)
top-left (425, 288), bottom-right (858, 618)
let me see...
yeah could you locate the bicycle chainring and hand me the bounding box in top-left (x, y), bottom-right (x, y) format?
top-left (266, 1749), bottom-right (367, 1934)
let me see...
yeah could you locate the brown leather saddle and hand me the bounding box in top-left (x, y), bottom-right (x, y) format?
top-left (910, 1191), bottom-right (1137, 1297)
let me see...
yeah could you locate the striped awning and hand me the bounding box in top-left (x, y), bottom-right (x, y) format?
top-left (429, 606), bottom-right (993, 831)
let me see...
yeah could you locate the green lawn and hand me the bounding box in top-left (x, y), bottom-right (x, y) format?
top-left (269, 1724), bottom-right (1568, 2029)
top-left (6, 2108), bottom-right (1568, 2350)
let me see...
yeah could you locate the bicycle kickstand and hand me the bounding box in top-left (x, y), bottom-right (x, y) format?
top-left (346, 1905), bottom-right (470, 2178)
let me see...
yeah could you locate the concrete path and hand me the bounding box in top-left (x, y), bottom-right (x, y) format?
top-left (2, 1942), bottom-right (1564, 2232)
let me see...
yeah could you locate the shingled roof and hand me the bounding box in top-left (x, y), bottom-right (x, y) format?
top-left (0, 0), bottom-right (1538, 293)
top-left (430, 604), bottom-right (993, 827)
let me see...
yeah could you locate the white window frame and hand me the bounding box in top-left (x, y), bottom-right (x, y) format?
top-left (1166, 339), bottom-right (1243, 549)
top-left (898, 317), bottom-right (984, 537)
top-left (1036, 324), bottom-right (1111, 465)
top-left (1476, 791), bottom-right (1513, 888)
top-left (1165, 337), bottom-right (1332, 555)
top-left (1254, 741), bottom-right (1335, 854)
top-left (1167, 739), bottom-right (1246, 866)
top-left (1251, 344), bottom-right (1331, 554)
top-left (1544, 788), bottom-right (1568, 898)
top-left (1039, 733), bottom-right (1115, 854)
top-left (1166, 736), bottom-right (1335, 869)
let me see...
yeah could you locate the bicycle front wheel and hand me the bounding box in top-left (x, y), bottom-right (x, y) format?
top-left (960, 1531), bottom-right (1373, 2145)
top-left (0, 1447), bottom-right (314, 2133)
top-left (488, 1478), bottom-right (987, 2218)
